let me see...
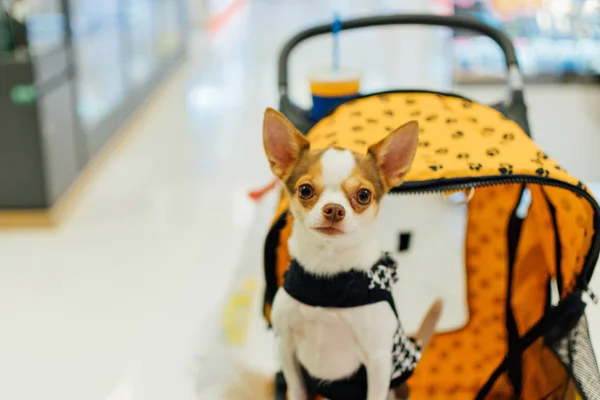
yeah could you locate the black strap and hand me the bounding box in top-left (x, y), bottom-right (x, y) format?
top-left (476, 292), bottom-right (586, 399)
top-left (283, 257), bottom-right (398, 317)
top-left (263, 211), bottom-right (288, 323)
top-left (506, 186), bottom-right (526, 395)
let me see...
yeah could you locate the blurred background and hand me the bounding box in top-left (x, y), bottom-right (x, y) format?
top-left (0, 0), bottom-right (599, 399)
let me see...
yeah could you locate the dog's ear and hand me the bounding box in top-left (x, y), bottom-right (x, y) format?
top-left (263, 108), bottom-right (309, 180)
top-left (369, 120), bottom-right (419, 190)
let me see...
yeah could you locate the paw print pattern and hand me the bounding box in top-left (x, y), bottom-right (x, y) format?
top-left (446, 118), bottom-right (458, 124)
top-left (384, 109), bottom-right (395, 116)
top-left (435, 148), bottom-right (449, 155)
top-left (486, 148), bottom-right (500, 157)
top-left (531, 158), bottom-right (544, 165)
top-left (351, 111), bottom-right (362, 116)
top-left (482, 127), bottom-right (495, 137)
top-left (429, 164), bottom-right (444, 172)
top-left (426, 114), bottom-right (438, 122)
top-left (410, 110), bottom-right (421, 117)
top-left (352, 126), bottom-right (363, 132)
top-left (501, 133), bottom-right (515, 142)
top-left (499, 163), bottom-right (513, 175)
top-left (469, 163), bottom-right (483, 171)
top-left (418, 141), bottom-right (430, 148)
top-left (536, 168), bottom-right (550, 177)
top-left (366, 118), bottom-right (378, 124)
top-left (452, 131), bottom-right (464, 139)
top-left (531, 151), bottom-right (549, 166)
top-left (457, 153), bottom-right (470, 160)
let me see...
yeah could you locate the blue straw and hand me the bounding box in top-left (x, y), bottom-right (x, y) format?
top-left (332, 13), bottom-right (341, 72)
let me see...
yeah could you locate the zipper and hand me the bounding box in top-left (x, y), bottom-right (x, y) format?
top-left (389, 174), bottom-right (600, 292)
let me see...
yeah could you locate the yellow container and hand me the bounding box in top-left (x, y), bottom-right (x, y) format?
top-left (308, 67), bottom-right (361, 120)
top-left (308, 67), bottom-right (361, 97)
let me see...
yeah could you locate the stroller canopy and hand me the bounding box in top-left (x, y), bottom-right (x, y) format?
top-left (264, 91), bottom-right (600, 399)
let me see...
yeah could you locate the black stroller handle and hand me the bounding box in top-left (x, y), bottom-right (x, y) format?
top-left (278, 14), bottom-right (523, 94)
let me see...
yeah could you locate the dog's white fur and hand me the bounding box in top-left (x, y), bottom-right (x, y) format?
top-left (273, 291), bottom-right (398, 400)
top-left (288, 149), bottom-right (381, 275)
top-left (321, 148), bottom-right (355, 186)
top-left (273, 149), bottom-right (403, 400)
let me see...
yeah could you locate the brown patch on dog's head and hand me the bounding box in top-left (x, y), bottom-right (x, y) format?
top-left (262, 108), bottom-right (418, 240)
top-left (282, 149), bottom-right (325, 197)
top-left (350, 153), bottom-right (386, 201)
top-left (341, 174), bottom-right (378, 215)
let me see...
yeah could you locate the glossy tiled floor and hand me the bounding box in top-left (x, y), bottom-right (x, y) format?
top-left (2, 1), bottom-right (600, 399)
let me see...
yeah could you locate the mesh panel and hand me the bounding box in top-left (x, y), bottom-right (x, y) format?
top-left (551, 314), bottom-right (600, 400)
top-left (476, 312), bottom-right (600, 400)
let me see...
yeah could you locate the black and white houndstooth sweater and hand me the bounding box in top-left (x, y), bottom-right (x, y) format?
top-left (282, 253), bottom-right (422, 400)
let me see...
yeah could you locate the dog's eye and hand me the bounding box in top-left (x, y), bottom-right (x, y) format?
top-left (298, 184), bottom-right (315, 200)
top-left (357, 189), bottom-right (372, 205)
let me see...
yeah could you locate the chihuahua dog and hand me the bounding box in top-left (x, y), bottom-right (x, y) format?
top-left (261, 108), bottom-right (442, 400)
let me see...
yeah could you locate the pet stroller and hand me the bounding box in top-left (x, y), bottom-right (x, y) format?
top-left (262, 14), bottom-right (600, 400)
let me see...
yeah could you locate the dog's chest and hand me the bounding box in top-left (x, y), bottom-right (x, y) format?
top-left (272, 289), bottom-right (394, 382)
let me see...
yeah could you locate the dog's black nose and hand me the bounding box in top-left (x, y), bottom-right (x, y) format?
top-left (323, 203), bottom-right (345, 222)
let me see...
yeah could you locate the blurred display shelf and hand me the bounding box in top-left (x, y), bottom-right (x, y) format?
top-left (454, 71), bottom-right (600, 84)
top-left (437, 0), bottom-right (600, 84)
top-left (0, 0), bottom-right (187, 212)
